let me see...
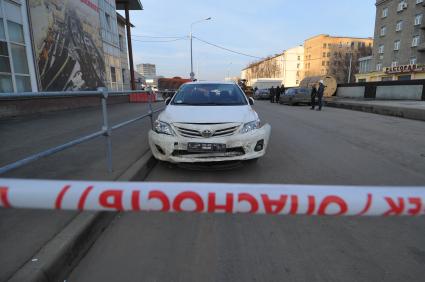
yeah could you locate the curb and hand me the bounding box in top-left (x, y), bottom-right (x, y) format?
top-left (7, 151), bottom-right (157, 282)
top-left (326, 101), bottom-right (425, 122)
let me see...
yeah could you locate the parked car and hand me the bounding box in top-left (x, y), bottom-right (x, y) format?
top-left (280, 87), bottom-right (312, 106)
top-left (149, 81), bottom-right (271, 163)
top-left (253, 89), bottom-right (270, 100)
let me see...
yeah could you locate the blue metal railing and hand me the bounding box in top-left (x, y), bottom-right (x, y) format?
top-left (0, 88), bottom-right (164, 174)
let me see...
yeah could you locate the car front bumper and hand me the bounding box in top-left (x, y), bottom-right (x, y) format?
top-left (149, 124), bottom-right (271, 163)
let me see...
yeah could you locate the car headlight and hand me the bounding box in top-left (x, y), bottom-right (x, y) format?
top-left (154, 120), bottom-right (175, 135)
top-left (241, 119), bottom-right (261, 134)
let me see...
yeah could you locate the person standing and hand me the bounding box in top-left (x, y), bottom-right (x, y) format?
top-left (310, 84), bottom-right (317, 110)
top-left (275, 85), bottom-right (281, 103)
top-left (279, 84), bottom-right (285, 103)
top-left (270, 86), bottom-right (275, 103)
top-left (316, 80), bottom-right (325, 111)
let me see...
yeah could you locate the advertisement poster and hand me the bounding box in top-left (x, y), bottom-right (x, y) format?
top-left (29, 0), bottom-right (106, 91)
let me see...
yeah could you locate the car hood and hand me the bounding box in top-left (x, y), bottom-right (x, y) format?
top-left (159, 105), bottom-right (258, 124)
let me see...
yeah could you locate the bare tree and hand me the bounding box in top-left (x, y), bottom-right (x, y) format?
top-left (328, 44), bottom-right (372, 83)
top-left (244, 55), bottom-right (281, 80)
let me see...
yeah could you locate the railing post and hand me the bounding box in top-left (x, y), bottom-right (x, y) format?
top-left (147, 90), bottom-right (154, 129)
top-left (99, 87), bottom-right (113, 173)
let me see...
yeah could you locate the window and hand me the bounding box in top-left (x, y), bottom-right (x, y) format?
top-left (297, 56), bottom-right (300, 60)
top-left (172, 84), bottom-right (248, 106)
top-left (391, 61), bottom-right (398, 67)
top-left (0, 19), bottom-right (5, 40)
top-left (297, 63), bottom-right (300, 69)
top-left (394, 40), bottom-right (401, 50)
top-left (323, 52), bottom-right (326, 58)
top-left (119, 34), bottom-right (124, 50)
top-left (7, 21), bottom-right (24, 43)
top-left (11, 44), bottom-right (29, 74)
top-left (326, 61), bottom-right (330, 66)
top-left (110, 66), bottom-right (116, 82)
top-left (380, 26), bottom-right (387, 36)
top-left (397, 0), bottom-right (407, 12)
top-left (122, 69), bottom-right (125, 83)
top-left (327, 52), bottom-right (330, 57)
top-left (398, 74), bottom-right (411, 80)
top-left (410, 57), bottom-right (417, 64)
top-left (414, 14), bottom-right (423, 26)
top-left (412, 35), bottom-right (420, 47)
top-left (376, 63), bottom-right (382, 71)
top-left (378, 44), bottom-right (385, 54)
top-left (0, 1), bottom-right (32, 93)
top-left (105, 13), bottom-right (111, 29)
top-left (322, 61), bottom-right (325, 66)
top-left (323, 43), bottom-right (327, 48)
top-left (382, 7), bottom-right (388, 18)
top-left (396, 20), bottom-right (403, 31)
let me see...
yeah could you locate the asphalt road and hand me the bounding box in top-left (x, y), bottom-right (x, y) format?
top-left (31, 101), bottom-right (425, 281)
top-left (0, 102), bottom-right (161, 281)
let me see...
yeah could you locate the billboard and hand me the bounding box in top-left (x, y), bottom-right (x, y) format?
top-left (29, 0), bottom-right (106, 91)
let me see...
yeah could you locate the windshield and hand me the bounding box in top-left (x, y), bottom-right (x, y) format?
top-left (171, 84), bottom-right (248, 106)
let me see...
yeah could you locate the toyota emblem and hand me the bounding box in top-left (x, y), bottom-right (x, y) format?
top-left (201, 129), bottom-right (213, 138)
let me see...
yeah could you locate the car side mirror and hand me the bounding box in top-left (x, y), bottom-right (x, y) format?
top-left (248, 97), bottom-right (254, 105)
top-left (165, 98), bottom-right (171, 105)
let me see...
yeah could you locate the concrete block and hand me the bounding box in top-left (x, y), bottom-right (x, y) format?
top-left (376, 85), bottom-right (423, 100)
top-left (336, 86), bottom-right (365, 98)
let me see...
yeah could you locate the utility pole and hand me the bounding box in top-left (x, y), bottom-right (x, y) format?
top-left (348, 52), bottom-right (353, 83)
top-left (190, 17), bottom-right (211, 81)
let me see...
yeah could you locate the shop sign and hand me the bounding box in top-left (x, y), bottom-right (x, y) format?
top-left (384, 64), bottom-right (425, 74)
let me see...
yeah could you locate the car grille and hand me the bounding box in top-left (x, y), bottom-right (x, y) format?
top-left (174, 124), bottom-right (240, 138)
top-left (172, 147), bottom-right (245, 158)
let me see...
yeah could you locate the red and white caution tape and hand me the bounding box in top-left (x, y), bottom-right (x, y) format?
top-left (1, 178), bottom-right (425, 216)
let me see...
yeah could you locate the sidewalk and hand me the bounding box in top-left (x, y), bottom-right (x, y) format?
top-left (0, 102), bottom-right (161, 281)
top-left (326, 98), bottom-right (425, 122)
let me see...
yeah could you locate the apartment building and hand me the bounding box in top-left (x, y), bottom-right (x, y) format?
top-left (304, 34), bottom-right (373, 83)
top-left (357, 0), bottom-right (425, 81)
top-left (241, 45), bottom-right (304, 87)
top-left (136, 63), bottom-right (156, 78)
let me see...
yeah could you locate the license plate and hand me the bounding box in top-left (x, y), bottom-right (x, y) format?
top-left (187, 143), bottom-right (226, 152)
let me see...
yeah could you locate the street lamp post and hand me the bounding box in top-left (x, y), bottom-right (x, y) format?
top-left (347, 52), bottom-right (353, 83)
top-left (190, 17), bottom-right (211, 81)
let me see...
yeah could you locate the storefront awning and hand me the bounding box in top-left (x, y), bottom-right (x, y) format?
top-left (115, 0), bottom-right (143, 10)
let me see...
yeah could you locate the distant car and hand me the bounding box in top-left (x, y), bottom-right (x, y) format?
top-left (253, 89), bottom-right (270, 100)
top-left (280, 87), bottom-right (312, 106)
top-left (149, 81), bottom-right (271, 163)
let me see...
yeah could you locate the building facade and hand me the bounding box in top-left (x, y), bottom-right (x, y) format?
top-left (1, 0), bottom-right (39, 93)
top-left (356, 0), bottom-right (425, 82)
top-left (117, 13), bottom-right (130, 90)
top-left (0, 0), bottom-right (141, 93)
top-left (136, 63), bottom-right (156, 77)
top-left (304, 34), bottom-right (373, 83)
top-left (241, 45), bottom-right (304, 87)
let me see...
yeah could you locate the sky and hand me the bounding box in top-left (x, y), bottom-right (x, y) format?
top-left (121, 0), bottom-right (376, 80)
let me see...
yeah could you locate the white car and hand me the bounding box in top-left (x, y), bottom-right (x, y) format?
top-left (148, 81), bottom-right (271, 163)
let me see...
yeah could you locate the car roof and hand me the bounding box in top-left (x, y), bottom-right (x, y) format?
top-left (184, 81), bottom-right (237, 85)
